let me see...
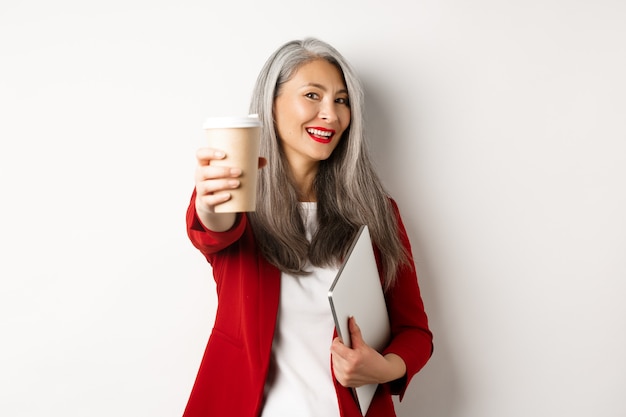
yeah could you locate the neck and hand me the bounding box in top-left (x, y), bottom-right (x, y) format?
top-left (290, 163), bottom-right (318, 202)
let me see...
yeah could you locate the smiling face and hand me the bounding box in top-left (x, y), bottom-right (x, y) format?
top-left (273, 59), bottom-right (351, 175)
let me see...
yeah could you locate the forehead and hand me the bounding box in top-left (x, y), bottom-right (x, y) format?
top-left (288, 59), bottom-right (347, 89)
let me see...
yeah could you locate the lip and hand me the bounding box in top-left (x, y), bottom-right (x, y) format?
top-left (306, 126), bottom-right (336, 144)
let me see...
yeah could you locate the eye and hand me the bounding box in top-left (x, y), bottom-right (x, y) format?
top-left (305, 92), bottom-right (320, 100)
top-left (335, 97), bottom-right (350, 106)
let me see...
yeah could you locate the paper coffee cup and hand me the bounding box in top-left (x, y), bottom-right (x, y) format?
top-left (203, 115), bottom-right (262, 213)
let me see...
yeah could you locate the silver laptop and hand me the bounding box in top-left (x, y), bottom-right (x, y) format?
top-left (328, 225), bottom-right (391, 415)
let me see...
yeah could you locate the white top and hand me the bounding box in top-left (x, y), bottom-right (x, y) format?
top-left (261, 202), bottom-right (341, 417)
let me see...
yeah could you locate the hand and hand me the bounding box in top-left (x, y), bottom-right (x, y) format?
top-left (194, 147), bottom-right (266, 231)
top-left (331, 317), bottom-right (406, 388)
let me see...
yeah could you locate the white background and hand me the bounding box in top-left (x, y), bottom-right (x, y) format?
top-left (1, 1), bottom-right (625, 416)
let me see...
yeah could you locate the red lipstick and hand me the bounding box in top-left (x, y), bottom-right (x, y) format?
top-left (306, 126), bottom-right (335, 143)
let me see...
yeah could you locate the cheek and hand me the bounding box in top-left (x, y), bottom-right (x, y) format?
top-left (291, 101), bottom-right (317, 121)
top-left (276, 102), bottom-right (306, 134)
top-left (340, 109), bottom-right (352, 131)
top-left (274, 108), bottom-right (293, 138)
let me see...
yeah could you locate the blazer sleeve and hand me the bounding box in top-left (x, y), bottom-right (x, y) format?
top-left (381, 199), bottom-right (434, 399)
top-left (186, 189), bottom-right (247, 262)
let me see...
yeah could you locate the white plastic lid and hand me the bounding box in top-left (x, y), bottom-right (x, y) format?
top-left (203, 114), bottom-right (261, 129)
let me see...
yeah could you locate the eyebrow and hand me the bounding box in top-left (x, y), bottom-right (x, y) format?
top-left (303, 82), bottom-right (349, 95)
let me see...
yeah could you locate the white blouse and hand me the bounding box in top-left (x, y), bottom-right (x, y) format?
top-left (261, 202), bottom-right (341, 417)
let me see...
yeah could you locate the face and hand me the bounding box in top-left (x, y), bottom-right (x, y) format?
top-left (273, 59), bottom-right (351, 172)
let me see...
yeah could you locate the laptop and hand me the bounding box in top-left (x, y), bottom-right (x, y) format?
top-left (328, 225), bottom-right (391, 415)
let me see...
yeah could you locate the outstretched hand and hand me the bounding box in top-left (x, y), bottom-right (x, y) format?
top-left (195, 148), bottom-right (267, 212)
top-left (194, 147), bottom-right (267, 231)
top-left (330, 317), bottom-right (406, 388)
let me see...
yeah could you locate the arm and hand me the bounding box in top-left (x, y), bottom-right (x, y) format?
top-left (331, 200), bottom-right (433, 393)
top-left (186, 190), bottom-right (247, 257)
top-left (187, 147), bottom-right (268, 257)
top-left (381, 200), bottom-right (433, 396)
top-left (331, 317), bottom-right (407, 387)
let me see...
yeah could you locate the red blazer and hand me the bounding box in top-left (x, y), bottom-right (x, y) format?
top-left (183, 193), bottom-right (433, 417)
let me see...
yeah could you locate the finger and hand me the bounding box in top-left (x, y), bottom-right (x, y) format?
top-left (196, 165), bottom-right (242, 182)
top-left (331, 343), bottom-right (350, 384)
top-left (196, 178), bottom-right (241, 196)
top-left (331, 336), bottom-right (345, 353)
top-left (331, 336), bottom-right (353, 362)
top-left (348, 317), bottom-right (365, 347)
top-left (196, 191), bottom-right (232, 208)
top-left (196, 147), bottom-right (226, 166)
top-left (331, 343), bottom-right (360, 388)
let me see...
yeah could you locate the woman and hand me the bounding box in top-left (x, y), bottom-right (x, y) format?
top-left (185, 38), bottom-right (432, 417)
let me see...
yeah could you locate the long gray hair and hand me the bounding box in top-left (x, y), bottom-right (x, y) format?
top-left (248, 38), bottom-right (408, 289)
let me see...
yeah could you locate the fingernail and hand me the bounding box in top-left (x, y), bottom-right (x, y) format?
top-left (230, 168), bottom-right (242, 176)
top-left (228, 179), bottom-right (240, 188)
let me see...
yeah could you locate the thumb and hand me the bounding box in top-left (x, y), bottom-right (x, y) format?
top-left (348, 316), bottom-right (365, 348)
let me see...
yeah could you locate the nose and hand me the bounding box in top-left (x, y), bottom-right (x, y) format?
top-left (319, 99), bottom-right (339, 123)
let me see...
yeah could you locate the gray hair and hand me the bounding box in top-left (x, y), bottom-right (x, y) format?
top-left (248, 38), bottom-right (408, 289)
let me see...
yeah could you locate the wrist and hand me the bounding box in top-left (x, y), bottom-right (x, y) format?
top-left (195, 201), bottom-right (237, 232)
top-left (381, 353), bottom-right (407, 383)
